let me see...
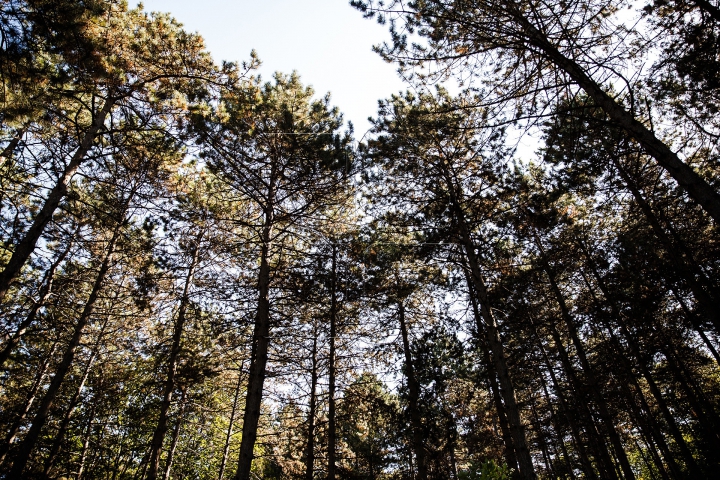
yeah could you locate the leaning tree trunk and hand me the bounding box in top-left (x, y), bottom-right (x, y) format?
top-left (75, 401), bottom-right (97, 480)
top-left (0, 230), bottom-right (76, 370)
top-left (531, 403), bottom-right (555, 477)
top-left (439, 159), bottom-right (536, 479)
top-left (659, 342), bottom-right (720, 450)
top-left (147, 230), bottom-right (204, 480)
top-left (537, 316), bottom-right (616, 479)
top-left (669, 288), bottom-right (720, 366)
top-left (8, 216), bottom-right (122, 477)
top-left (0, 126), bottom-right (26, 165)
top-left (583, 249), bottom-right (708, 476)
top-left (463, 267), bottom-right (519, 474)
top-left (219, 372), bottom-right (243, 480)
top-left (0, 339), bottom-right (59, 467)
top-left (509, 7), bottom-right (720, 223)
top-left (533, 236), bottom-right (635, 480)
top-left (578, 268), bottom-right (683, 479)
top-left (42, 313), bottom-right (109, 477)
top-left (456, 227), bottom-right (535, 478)
top-left (610, 154), bottom-right (720, 330)
top-left (0, 97), bottom-right (114, 302)
top-left (535, 360), bottom-right (582, 480)
top-left (162, 386), bottom-right (188, 480)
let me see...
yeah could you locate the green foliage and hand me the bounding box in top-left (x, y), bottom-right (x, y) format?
top-left (458, 460), bottom-right (511, 480)
top-left (337, 373), bottom-right (402, 479)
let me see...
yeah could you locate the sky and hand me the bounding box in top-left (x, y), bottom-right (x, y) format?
top-left (137, 0), bottom-right (407, 137)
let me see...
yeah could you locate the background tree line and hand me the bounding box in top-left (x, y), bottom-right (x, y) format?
top-left (0, 0), bottom-right (718, 479)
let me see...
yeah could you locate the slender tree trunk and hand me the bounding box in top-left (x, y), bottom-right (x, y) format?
top-left (162, 386), bottom-right (188, 480)
top-left (112, 429), bottom-right (130, 480)
top-left (0, 126), bottom-right (25, 165)
top-left (579, 268), bottom-right (683, 479)
top-left (219, 372), bottom-right (243, 480)
top-left (137, 447), bottom-right (151, 480)
top-left (536, 363), bottom-right (579, 480)
top-left (304, 331), bottom-right (319, 480)
top-left (670, 288), bottom-right (720, 366)
top-left (464, 267), bottom-right (519, 474)
top-left (582, 252), bottom-right (706, 476)
top-left (611, 155), bottom-right (720, 329)
top-left (434, 154), bottom-right (535, 479)
top-left (147, 230), bottom-right (204, 480)
top-left (630, 436), bottom-right (660, 480)
top-left (659, 343), bottom-right (720, 450)
top-left (42, 314), bottom-right (108, 476)
top-left (447, 424), bottom-right (458, 480)
top-left (8, 216), bottom-right (122, 476)
top-left (0, 340), bottom-right (59, 467)
top-left (531, 403), bottom-right (555, 478)
top-left (235, 189), bottom-right (275, 480)
top-left (0, 231), bottom-right (75, 370)
top-left (614, 372), bottom-right (669, 480)
top-left (448, 207), bottom-right (535, 478)
top-left (397, 301), bottom-right (427, 480)
top-left (510, 9), bottom-right (720, 223)
top-left (461, 246), bottom-right (535, 479)
top-left (327, 242), bottom-right (338, 480)
top-left (541, 315), bottom-right (617, 479)
top-left (631, 333), bottom-right (704, 474)
top-left (75, 402), bottom-right (96, 480)
top-left (0, 97), bottom-right (114, 301)
top-left (533, 235), bottom-right (635, 480)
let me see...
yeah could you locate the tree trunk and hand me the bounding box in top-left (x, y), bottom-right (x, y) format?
top-left (611, 155), bottom-right (720, 329)
top-left (397, 301), bottom-right (427, 480)
top-left (0, 231), bottom-right (75, 370)
top-left (0, 339), bottom-right (59, 467)
top-left (147, 230), bottom-right (204, 480)
top-left (304, 330), bottom-right (319, 480)
top-left (327, 242), bottom-right (338, 480)
top-left (0, 97), bottom-right (114, 301)
top-left (582, 252), bottom-right (706, 476)
top-left (219, 372), bottom-right (243, 480)
top-left (162, 386), bottom-right (188, 480)
top-left (578, 268), bottom-right (682, 479)
top-left (464, 267), bottom-right (519, 474)
top-left (0, 126), bottom-right (26, 165)
top-left (444, 178), bottom-right (535, 479)
top-left (670, 289), bottom-right (720, 366)
top-left (511, 9), bottom-right (720, 223)
top-left (8, 215), bottom-right (122, 476)
top-left (433, 151), bottom-right (535, 478)
top-left (42, 314), bottom-right (108, 476)
top-left (460, 245), bottom-right (535, 479)
top-left (235, 191), bottom-right (275, 480)
top-left (75, 401), bottom-right (97, 480)
top-left (614, 369), bottom-right (670, 480)
top-left (533, 235), bottom-right (635, 480)
top-left (658, 343), bottom-right (720, 450)
top-left (535, 362), bottom-right (580, 480)
top-left (531, 403), bottom-right (555, 478)
top-left (540, 316), bottom-right (617, 479)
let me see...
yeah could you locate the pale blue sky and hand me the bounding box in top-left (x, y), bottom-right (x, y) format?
top-left (137, 0), bottom-right (406, 135)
